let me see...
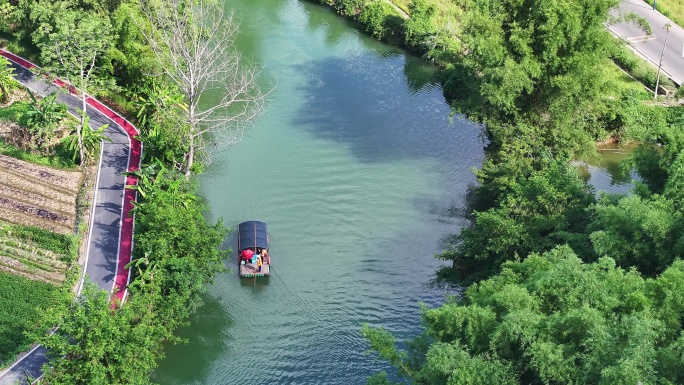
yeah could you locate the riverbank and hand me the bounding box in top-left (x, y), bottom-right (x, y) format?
top-left (316, 0), bottom-right (681, 97)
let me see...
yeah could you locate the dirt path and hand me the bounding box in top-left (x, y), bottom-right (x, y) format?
top-left (385, 0), bottom-right (409, 19)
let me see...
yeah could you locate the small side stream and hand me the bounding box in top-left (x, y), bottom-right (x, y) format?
top-left (578, 143), bottom-right (639, 195)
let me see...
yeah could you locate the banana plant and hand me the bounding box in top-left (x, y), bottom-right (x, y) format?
top-left (24, 90), bottom-right (66, 129)
top-left (62, 115), bottom-right (110, 165)
top-left (132, 80), bottom-right (187, 129)
top-left (125, 246), bottom-right (159, 288)
top-left (0, 56), bottom-right (18, 103)
top-left (125, 160), bottom-right (195, 208)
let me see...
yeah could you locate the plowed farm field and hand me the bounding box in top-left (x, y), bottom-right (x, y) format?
top-left (0, 154), bottom-right (82, 284)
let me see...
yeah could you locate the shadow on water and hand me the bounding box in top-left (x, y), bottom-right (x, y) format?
top-left (307, 0), bottom-right (436, 95)
top-left (592, 144), bottom-right (637, 185)
top-left (239, 276), bottom-right (271, 290)
top-left (152, 293), bottom-right (235, 385)
top-left (297, 0), bottom-right (454, 110)
top-left (301, 0), bottom-right (406, 54)
top-left (404, 57), bottom-right (441, 95)
top-left (300, 2), bottom-right (349, 47)
top-left (291, 55), bottom-right (482, 165)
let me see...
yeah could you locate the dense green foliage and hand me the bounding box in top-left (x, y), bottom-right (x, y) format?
top-left (129, 80), bottom-right (188, 166)
top-left (128, 164), bottom-right (228, 323)
top-left (365, 246), bottom-right (684, 384)
top-left (442, 161), bottom-right (596, 280)
top-left (21, 91), bottom-right (68, 149)
top-left (36, 168), bottom-right (228, 384)
top-left (358, 1), bottom-right (404, 43)
top-left (354, 0), bottom-right (684, 383)
top-left (0, 99), bottom-right (77, 167)
top-left (450, 0), bottom-right (617, 121)
top-left (0, 271), bottom-right (56, 364)
top-left (36, 283), bottom-right (168, 385)
top-left (402, 0), bottom-right (437, 54)
top-left (0, 56), bottom-right (18, 102)
top-left (2, 0), bottom-right (230, 383)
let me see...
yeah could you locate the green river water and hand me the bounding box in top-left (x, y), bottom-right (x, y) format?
top-left (152, 1), bottom-right (632, 384)
top-left (153, 0), bottom-right (483, 383)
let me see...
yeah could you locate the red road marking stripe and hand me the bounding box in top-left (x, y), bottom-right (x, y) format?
top-left (0, 50), bottom-right (35, 69)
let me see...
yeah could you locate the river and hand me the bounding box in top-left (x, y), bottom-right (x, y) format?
top-left (150, 1), bottom-right (647, 383)
top-left (153, 0), bottom-right (484, 384)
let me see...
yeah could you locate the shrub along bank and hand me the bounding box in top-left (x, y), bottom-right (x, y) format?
top-left (35, 171), bottom-right (228, 384)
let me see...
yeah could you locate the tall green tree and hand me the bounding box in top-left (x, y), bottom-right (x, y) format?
top-left (36, 283), bottom-right (171, 385)
top-left (588, 193), bottom-right (684, 276)
top-left (452, 0), bottom-right (618, 123)
top-left (37, 8), bottom-right (114, 166)
top-left (130, 170), bottom-right (228, 323)
top-left (440, 161), bottom-right (595, 280)
top-left (0, 0), bottom-right (15, 33)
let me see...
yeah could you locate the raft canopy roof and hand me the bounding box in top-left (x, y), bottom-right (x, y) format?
top-left (238, 221), bottom-right (268, 250)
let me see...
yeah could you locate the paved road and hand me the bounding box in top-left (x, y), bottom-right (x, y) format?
top-left (609, 0), bottom-right (684, 86)
top-left (0, 50), bottom-right (141, 385)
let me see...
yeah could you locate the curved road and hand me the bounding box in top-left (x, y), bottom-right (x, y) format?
top-left (0, 50), bottom-right (141, 385)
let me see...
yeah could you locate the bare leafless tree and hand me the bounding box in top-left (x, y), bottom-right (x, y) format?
top-left (137, 0), bottom-right (266, 176)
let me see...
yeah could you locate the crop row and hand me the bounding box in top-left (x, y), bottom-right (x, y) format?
top-left (0, 184), bottom-right (75, 218)
top-left (0, 220), bottom-right (73, 255)
top-left (0, 154), bottom-right (82, 193)
top-left (3, 166), bottom-right (76, 205)
top-left (0, 196), bottom-right (72, 226)
top-left (0, 242), bottom-right (67, 271)
top-left (0, 236), bottom-right (66, 261)
top-left (0, 206), bottom-right (72, 235)
top-left (0, 255), bottom-right (64, 284)
top-left (0, 250), bottom-right (62, 274)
